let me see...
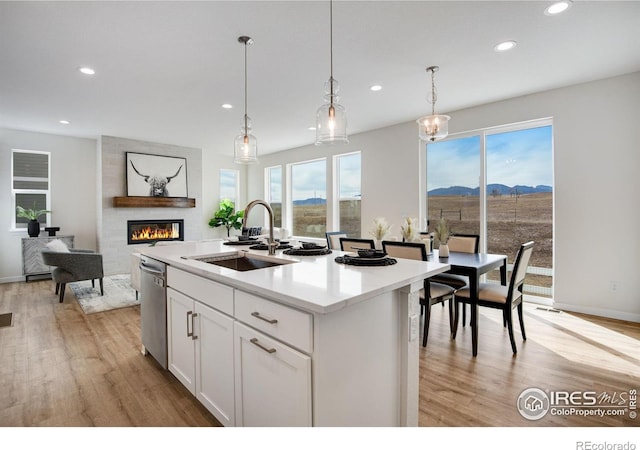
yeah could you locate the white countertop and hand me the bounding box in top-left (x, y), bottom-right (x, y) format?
top-left (140, 240), bottom-right (450, 314)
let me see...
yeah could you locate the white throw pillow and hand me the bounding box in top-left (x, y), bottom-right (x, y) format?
top-left (46, 239), bottom-right (70, 253)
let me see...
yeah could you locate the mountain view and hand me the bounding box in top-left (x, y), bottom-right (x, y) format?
top-left (428, 184), bottom-right (552, 197)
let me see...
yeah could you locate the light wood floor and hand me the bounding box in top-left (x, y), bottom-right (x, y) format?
top-left (1, 279), bottom-right (638, 427)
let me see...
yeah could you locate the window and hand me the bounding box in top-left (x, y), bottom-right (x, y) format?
top-left (266, 166), bottom-right (282, 228)
top-left (335, 152), bottom-right (361, 236)
top-left (219, 168), bottom-right (239, 206)
top-left (289, 159), bottom-right (326, 238)
top-left (12, 150), bottom-right (50, 230)
top-left (426, 120), bottom-right (553, 297)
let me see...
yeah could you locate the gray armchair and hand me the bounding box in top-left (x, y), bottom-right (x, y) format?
top-left (41, 249), bottom-right (104, 303)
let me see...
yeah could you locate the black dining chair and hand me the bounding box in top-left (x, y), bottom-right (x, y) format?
top-left (326, 231), bottom-right (347, 250)
top-left (452, 241), bottom-right (534, 354)
top-left (382, 240), bottom-right (456, 347)
top-left (339, 237), bottom-right (375, 252)
top-left (430, 234), bottom-right (480, 326)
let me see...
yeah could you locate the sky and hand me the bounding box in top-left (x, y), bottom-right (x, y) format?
top-left (427, 125), bottom-right (553, 191)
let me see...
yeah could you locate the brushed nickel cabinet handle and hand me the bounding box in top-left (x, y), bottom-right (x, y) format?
top-left (191, 313), bottom-right (198, 340)
top-left (250, 338), bottom-right (276, 354)
top-left (187, 311), bottom-right (193, 337)
top-left (251, 311), bottom-right (278, 324)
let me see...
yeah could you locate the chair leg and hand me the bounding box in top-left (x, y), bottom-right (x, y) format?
top-left (99, 278), bottom-right (104, 296)
top-left (447, 298), bottom-right (454, 335)
top-left (59, 283), bottom-right (66, 303)
top-left (462, 303), bottom-right (466, 326)
top-left (91, 279), bottom-right (95, 288)
top-left (505, 308), bottom-right (517, 354)
top-left (452, 300), bottom-right (460, 339)
top-left (517, 302), bottom-right (527, 340)
top-left (422, 301), bottom-right (432, 347)
top-left (55, 282), bottom-right (60, 294)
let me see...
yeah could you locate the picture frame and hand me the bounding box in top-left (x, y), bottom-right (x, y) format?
top-left (126, 152), bottom-right (188, 197)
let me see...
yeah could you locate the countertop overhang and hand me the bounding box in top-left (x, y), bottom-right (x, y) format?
top-left (140, 240), bottom-right (451, 314)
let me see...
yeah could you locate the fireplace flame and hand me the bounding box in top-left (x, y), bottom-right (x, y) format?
top-left (131, 224), bottom-right (180, 242)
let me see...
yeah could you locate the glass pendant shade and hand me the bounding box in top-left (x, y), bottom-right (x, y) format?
top-left (234, 115), bottom-right (258, 164)
top-left (316, 78), bottom-right (348, 144)
top-left (417, 114), bottom-right (451, 142)
top-left (417, 65), bottom-right (450, 142)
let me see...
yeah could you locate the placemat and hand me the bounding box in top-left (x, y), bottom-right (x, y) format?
top-left (334, 255), bottom-right (397, 266)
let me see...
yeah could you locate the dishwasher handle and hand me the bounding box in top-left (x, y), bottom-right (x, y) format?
top-left (140, 263), bottom-right (165, 277)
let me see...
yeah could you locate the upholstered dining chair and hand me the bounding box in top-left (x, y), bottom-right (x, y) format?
top-left (326, 231), bottom-right (347, 250)
top-left (430, 234), bottom-right (480, 326)
top-left (452, 241), bottom-right (534, 354)
top-left (339, 237), bottom-right (375, 252)
top-left (41, 248), bottom-right (104, 303)
top-left (381, 240), bottom-right (456, 347)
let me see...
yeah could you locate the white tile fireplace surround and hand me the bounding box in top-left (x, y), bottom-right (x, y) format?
top-left (98, 136), bottom-right (203, 275)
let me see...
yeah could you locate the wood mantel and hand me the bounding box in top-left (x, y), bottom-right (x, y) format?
top-left (113, 196), bottom-right (196, 208)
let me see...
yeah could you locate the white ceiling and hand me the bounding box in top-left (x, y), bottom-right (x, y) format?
top-left (1, 1), bottom-right (639, 157)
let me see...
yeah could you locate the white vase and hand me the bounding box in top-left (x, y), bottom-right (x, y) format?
top-left (439, 243), bottom-right (449, 258)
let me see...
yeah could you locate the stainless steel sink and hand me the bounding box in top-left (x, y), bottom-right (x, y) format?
top-left (190, 252), bottom-right (295, 272)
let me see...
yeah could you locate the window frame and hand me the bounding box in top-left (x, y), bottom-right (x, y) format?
top-left (286, 157), bottom-right (328, 239)
top-left (11, 149), bottom-right (51, 232)
top-left (332, 151), bottom-right (362, 235)
top-left (264, 165), bottom-right (283, 228)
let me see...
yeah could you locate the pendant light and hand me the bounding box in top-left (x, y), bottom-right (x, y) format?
top-left (315, 0), bottom-right (348, 145)
top-left (416, 66), bottom-right (450, 142)
top-left (234, 36), bottom-right (258, 164)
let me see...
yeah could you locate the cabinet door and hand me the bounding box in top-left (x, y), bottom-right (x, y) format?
top-left (195, 302), bottom-right (235, 427)
top-left (234, 322), bottom-right (312, 426)
top-left (167, 288), bottom-right (195, 394)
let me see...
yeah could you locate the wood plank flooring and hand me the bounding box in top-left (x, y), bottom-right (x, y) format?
top-left (1, 279), bottom-right (638, 427)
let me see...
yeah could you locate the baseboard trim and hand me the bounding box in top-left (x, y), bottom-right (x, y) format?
top-left (552, 302), bottom-right (640, 323)
top-left (0, 276), bottom-right (27, 284)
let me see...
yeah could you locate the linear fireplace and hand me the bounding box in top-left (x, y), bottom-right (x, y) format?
top-left (127, 219), bottom-right (184, 245)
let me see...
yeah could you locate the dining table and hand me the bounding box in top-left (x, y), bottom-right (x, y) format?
top-left (428, 249), bottom-right (508, 356)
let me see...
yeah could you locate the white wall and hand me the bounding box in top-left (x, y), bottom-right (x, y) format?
top-left (0, 128), bottom-right (98, 282)
top-left (247, 72), bottom-right (640, 322)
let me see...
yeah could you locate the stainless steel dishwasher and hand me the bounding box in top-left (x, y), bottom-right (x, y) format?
top-left (140, 255), bottom-right (168, 369)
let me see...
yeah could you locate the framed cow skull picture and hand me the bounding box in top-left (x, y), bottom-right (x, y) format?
top-left (126, 152), bottom-right (188, 197)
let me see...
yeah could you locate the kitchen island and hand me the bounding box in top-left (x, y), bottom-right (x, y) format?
top-left (140, 240), bottom-right (450, 427)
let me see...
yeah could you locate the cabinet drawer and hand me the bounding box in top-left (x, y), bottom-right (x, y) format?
top-left (167, 267), bottom-right (233, 316)
top-left (235, 291), bottom-right (313, 354)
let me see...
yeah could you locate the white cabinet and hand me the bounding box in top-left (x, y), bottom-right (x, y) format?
top-left (234, 322), bottom-right (312, 427)
top-left (167, 287), bottom-right (235, 426)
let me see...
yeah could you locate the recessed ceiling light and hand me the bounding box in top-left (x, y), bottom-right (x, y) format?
top-left (494, 40), bottom-right (517, 52)
top-left (59, 120), bottom-right (70, 125)
top-left (78, 67), bottom-right (95, 75)
top-left (370, 84), bottom-right (382, 92)
top-left (221, 103), bottom-right (233, 109)
top-left (308, 126), bottom-right (316, 131)
top-left (545, 1), bottom-right (571, 16)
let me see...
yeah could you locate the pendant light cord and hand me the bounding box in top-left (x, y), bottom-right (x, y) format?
top-left (431, 69), bottom-right (436, 116)
top-left (244, 40), bottom-right (248, 135)
top-left (329, 0), bottom-right (334, 102)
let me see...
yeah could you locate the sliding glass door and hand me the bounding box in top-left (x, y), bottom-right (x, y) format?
top-left (426, 120), bottom-right (553, 298)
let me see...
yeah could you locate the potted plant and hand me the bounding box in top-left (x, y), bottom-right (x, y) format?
top-left (369, 217), bottom-right (392, 248)
top-left (433, 217), bottom-right (451, 257)
top-left (208, 199), bottom-right (244, 237)
top-left (16, 203), bottom-right (51, 237)
top-left (400, 216), bottom-right (418, 242)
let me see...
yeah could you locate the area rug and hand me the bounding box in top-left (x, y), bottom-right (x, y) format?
top-left (69, 274), bottom-right (139, 314)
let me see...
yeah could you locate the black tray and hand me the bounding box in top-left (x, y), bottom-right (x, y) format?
top-left (223, 240), bottom-right (258, 246)
top-left (284, 247), bottom-right (332, 256)
top-left (334, 255), bottom-right (397, 266)
top-left (249, 244), bottom-right (293, 250)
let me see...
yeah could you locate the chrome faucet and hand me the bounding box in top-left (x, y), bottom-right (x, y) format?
top-left (242, 199), bottom-right (277, 255)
